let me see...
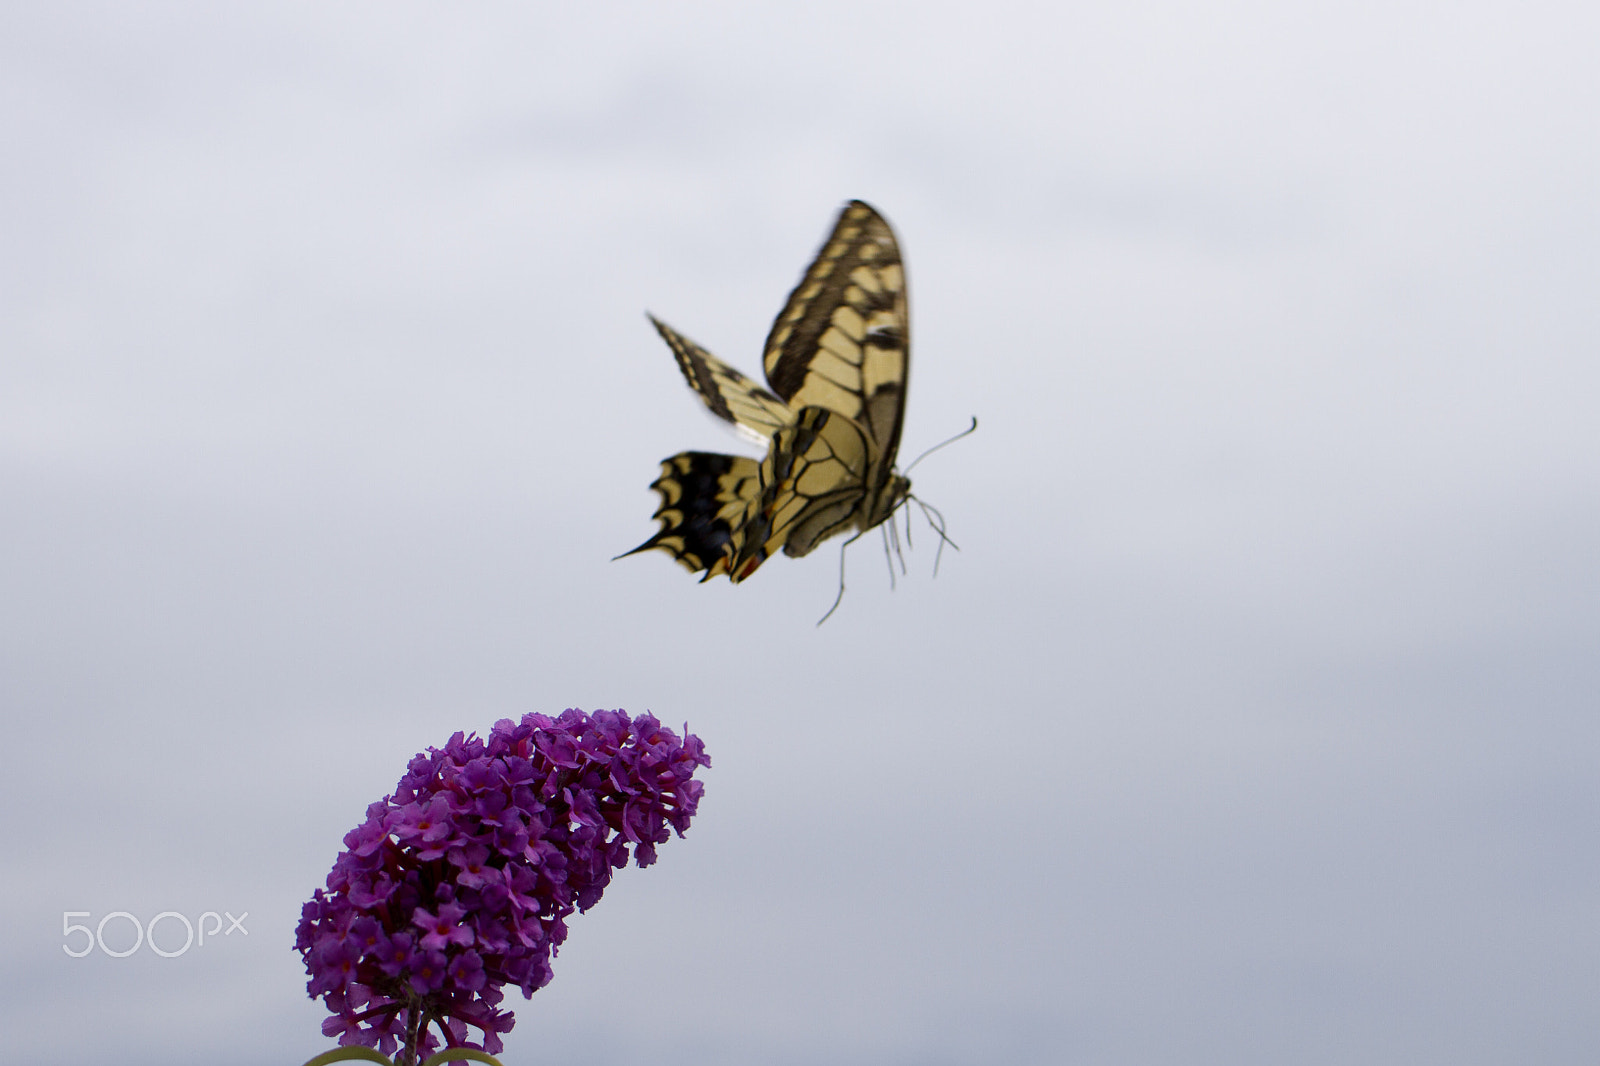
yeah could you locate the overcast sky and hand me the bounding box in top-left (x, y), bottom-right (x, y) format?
top-left (3, 3), bottom-right (1597, 1064)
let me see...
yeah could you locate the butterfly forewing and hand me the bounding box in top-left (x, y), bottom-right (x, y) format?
top-left (648, 315), bottom-right (796, 439)
top-left (762, 200), bottom-right (908, 463)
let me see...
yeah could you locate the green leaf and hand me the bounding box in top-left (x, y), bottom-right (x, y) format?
top-left (419, 1051), bottom-right (504, 1066)
top-left (300, 1048), bottom-right (393, 1066)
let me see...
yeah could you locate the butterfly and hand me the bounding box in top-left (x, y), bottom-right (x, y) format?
top-left (624, 200), bottom-right (913, 586)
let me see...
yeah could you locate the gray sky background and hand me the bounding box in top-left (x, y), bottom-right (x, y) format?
top-left (3, 3), bottom-right (1596, 1064)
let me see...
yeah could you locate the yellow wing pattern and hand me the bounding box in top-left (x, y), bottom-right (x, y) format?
top-left (627, 200), bottom-right (912, 584)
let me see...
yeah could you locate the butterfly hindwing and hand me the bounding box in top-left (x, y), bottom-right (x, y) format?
top-left (623, 451), bottom-right (762, 580)
top-left (726, 407), bottom-right (875, 581)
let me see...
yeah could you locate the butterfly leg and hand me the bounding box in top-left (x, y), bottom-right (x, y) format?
top-left (909, 495), bottom-right (959, 578)
top-left (817, 528), bottom-right (870, 626)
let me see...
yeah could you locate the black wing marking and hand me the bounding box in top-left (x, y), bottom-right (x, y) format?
top-left (621, 451), bottom-right (762, 581)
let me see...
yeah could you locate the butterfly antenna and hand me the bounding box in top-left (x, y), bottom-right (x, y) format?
top-left (818, 529), bottom-right (868, 626)
top-left (903, 416), bottom-right (978, 475)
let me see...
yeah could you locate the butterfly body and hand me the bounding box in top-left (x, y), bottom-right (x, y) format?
top-left (626, 200), bottom-right (912, 583)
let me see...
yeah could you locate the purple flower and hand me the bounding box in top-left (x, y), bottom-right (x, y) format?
top-left (414, 903), bottom-right (475, 951)
top-left (296, 709), bottom-right (709, 1062)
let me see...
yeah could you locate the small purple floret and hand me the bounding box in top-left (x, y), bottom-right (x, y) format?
top-left (296, 709), bottom-right (709, 1058)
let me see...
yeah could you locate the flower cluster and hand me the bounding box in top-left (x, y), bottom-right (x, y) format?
top-left (295, 709), bottom-right (709, 1059)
